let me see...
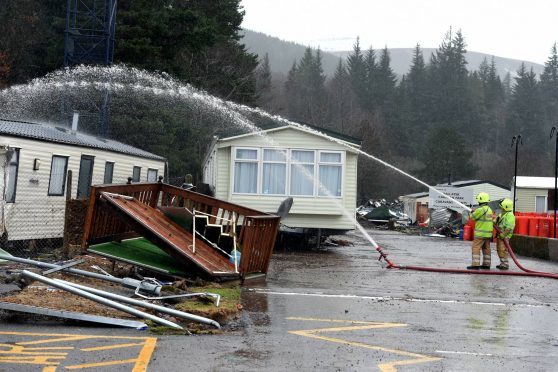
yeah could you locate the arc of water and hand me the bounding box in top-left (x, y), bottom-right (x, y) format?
top-left (1, 65), bottom-right (474, 252)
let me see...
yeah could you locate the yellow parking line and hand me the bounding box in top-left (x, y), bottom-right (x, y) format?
top-left (0, 332), bottom-right (157, 372)
top-left (0, 331), bottom-right (151, 340)
top-left (0, 344), bottom-right (69, 356)
top-left (133, 337), bottom-right (157, 372)
top-left (65, 358), bottom-right (138, 369)
top-left (17, 336), bottom-right (98, 346)
top-left (19, 347), bottom-right (74, 351)
top-left (80, 342), bottom-right (145, 352)
top-left (288, 318), bottom-right (441, 371)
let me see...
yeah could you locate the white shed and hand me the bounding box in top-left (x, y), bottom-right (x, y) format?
top-left (399, 179), bottom-right (510, 223)
top-left (513, 176), bottom-right (558, 213)
top-left (0, 119), bottom-right (166, 242)
top-left (440, 180), bottom-right (510, 203)
top-left (203, 124), bottom-right (361, 231)
top-left (399, 191), bottom-right (429, 224)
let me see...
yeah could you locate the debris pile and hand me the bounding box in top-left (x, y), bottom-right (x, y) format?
top-left (0, 253), bottom-right (240, 332)
top-left (357, 199), bottom-right (411, 227)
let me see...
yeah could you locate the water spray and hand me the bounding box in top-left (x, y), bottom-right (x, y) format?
top-left (3, 65), bottom-right (556, 279)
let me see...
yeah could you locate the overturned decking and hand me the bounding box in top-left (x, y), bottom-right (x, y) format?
top-left (82, 183), bottom-right (281, 280)
top-left (100, 193), bottom-right (235, 277)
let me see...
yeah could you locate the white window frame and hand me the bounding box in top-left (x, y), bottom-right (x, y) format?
top-left (231, 147), bottom-right (345, 198)
top-left (147, 168), bottom-right (158, 182)
top-left (317, 150), bottom-right (344, 198)
top-left (104, 161), bottom-right (114, 184)
top-left (289, 149), bottom-right (316, 197)
top-left (48, 155), bottom-right (69, 196)
top-left (5, 148), bottom-right (20, 203)
top-left (232, 147), bottom-right (259, 194)
top-left (535, 195), bottom-right (547, 213)
top-left (132, 166), bottom-right (141, 182)
top-left (262, 148), bottom-right (287, 196)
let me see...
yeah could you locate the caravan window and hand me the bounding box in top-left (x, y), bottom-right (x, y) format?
top-left (290, 150), bottom-right (315, 196)
top-left (262, 149), bottom-right (286, 195)
top-left (233, 148), bottom-right (258, 194)
top-left (48, 156), bottom-right (68, 196)
top-left (77, 155), bottom-right (95, 199)
top-left (147, 168), bottom-right (158, 182)
top-left (318, 151), bottom-right (342, 197)
top-left (104, 162), bottom-right (114, 184)
top-left (132, 166), bottom-right (141, 182)
top-left (5, 149), bottom-right (19, 203)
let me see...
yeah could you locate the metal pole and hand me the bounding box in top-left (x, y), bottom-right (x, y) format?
top-left (551, 127), bottom-right (558, 238)
top-left (56, 278), bottom-right (221, 329)
top-left (0, 254), bottom-right (160, 295)
top-left (511, 135), bottom-right (522, 214)
top-left (21, 270), bottom-right (182, 329)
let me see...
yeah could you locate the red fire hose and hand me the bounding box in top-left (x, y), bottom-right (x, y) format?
top-left (375, 227), bottom-right (558, 280)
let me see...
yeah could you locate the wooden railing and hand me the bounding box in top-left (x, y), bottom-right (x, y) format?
top-left (82, 182), bottom-right (280, 277)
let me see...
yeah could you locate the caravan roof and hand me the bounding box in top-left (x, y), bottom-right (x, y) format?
top-left (0, 119), bottom-right (165, 161)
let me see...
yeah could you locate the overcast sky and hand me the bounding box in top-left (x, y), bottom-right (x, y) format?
top-left (240, 0), bottom-right (558, 64)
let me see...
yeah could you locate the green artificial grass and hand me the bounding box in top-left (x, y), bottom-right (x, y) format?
top-left (88, 238), bottom-right (189, 276)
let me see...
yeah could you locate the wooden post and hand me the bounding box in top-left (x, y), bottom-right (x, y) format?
top-left (62, 170), bottom-right (73, 258)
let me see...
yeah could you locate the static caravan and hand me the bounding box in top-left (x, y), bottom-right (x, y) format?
top-left (0, 119), bottom-right (166, 243)
top-left (203, 124), bottom-right (361, 234)
top-left (513, 176), bottom-right (558, 213)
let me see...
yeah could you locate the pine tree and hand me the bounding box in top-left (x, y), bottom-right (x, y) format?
top-left (401, 44), bottom-right (430, 151)
top-left (508, 63), bottom-right (543, 154)
top-left (375, 47), bottom-right (397, 108)
top-left (327, 58), bottom-right (356, 133)
top-left (347, 38), bottom-right (368, 109)
top-left (363, 47), bottom-right (377, 111)
top-left (428, 29), bottom-right (470, 129)
top-left (540, 43), bottom-right (558, 133)
top-left (284, 47), bottom-right (326, 124)
top-left (255, 53), bottom-right (272, 109)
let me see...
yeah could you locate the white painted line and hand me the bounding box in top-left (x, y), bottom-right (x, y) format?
top-left (436, 350), bottom-right (494, 356)
top-left (246, 288), bottom-right (547, 308)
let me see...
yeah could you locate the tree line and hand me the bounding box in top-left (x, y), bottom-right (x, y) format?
top-left (255, 30), bottom-right (558, 200)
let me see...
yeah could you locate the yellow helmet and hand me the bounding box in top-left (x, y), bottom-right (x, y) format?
top-left (476, 192), bottom-right (490, 204)
top-left (500, 198), bottom-right (513, 212)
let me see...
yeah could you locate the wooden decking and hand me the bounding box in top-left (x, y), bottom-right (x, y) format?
top-left (81, 182), bottom-right (280, 279)
top-left (101, 193), bottom-right (236, 277)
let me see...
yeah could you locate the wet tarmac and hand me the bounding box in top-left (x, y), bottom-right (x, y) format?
top-left (1, 229), bottom-right (557, 371)
top-left (149, 229), bottom-right (557, 371)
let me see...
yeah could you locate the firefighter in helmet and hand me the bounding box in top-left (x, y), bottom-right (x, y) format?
top-left (467, 192), bottom-right (493, 270)
top-left (495, 198), bottom-right (515, 270)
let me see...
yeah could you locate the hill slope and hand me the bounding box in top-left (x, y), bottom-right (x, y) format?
top-left (241, 29), bottom-right (544, 79)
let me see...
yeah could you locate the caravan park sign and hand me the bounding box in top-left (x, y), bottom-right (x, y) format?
top-left (428, 186), bottom-right (474, 212)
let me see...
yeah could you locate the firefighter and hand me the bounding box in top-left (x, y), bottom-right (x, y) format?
top-left (467, 192), bottom-right (493, 270)
top-left (495, 198), bottom-right (515, 270)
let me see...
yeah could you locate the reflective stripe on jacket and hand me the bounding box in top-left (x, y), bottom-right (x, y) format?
top-left (472, 204), bottom-right (493, 238)
top-left (497, 211), bottom-right (516, 239)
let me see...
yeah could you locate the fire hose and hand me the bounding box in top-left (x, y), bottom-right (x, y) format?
top-left (375, 226), bottom-right (558, 280)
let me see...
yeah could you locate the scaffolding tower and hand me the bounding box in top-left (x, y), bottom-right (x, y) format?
top-left (64, 0), bottom-right (117, 67)
top-left (63, 0), bottom-right (117, 136)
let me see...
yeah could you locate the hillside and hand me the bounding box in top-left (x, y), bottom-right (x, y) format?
top-left (241, 29), bottom-right (544, 79)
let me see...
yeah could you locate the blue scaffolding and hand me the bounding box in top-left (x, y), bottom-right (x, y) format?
top-left (63, 0), bottom-right (117, 136)
top-left (64, 0), bottom-right (117, 67)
